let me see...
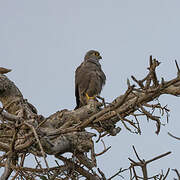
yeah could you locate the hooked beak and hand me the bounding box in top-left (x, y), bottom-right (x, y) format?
top-left (98, 55), bottom-right (102, 59)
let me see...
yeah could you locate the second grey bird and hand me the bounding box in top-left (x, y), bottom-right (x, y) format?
top-left (75, 50), bottom-right (106, 109)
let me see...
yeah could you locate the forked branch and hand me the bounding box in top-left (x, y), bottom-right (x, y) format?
top-left (0, 56), bottom-right (179, 179)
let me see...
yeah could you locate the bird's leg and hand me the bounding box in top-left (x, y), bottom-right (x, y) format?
top-left (85, 93), bottom-right (95, 100)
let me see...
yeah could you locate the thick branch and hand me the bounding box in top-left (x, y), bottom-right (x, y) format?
top-left (0, 58), bottom-right (179, 179)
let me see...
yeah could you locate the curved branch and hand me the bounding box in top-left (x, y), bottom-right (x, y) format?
top-left (0, 58), bottom-right (179, 179)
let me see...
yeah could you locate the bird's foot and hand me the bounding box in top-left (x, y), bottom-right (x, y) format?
top-left (85, 93), bottom-right (95, 100)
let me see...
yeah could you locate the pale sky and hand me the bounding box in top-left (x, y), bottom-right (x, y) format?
top-left (0, 0), bottom-right (180, 179)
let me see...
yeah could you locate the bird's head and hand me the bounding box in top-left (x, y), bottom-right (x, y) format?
top-left (84, 50), bottom-right (102, 61)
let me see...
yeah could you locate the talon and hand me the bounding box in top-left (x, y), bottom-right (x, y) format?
top-left (85, 93), bottom-right (95, 100)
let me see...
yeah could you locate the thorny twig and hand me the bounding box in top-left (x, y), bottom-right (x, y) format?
top-left (11, 153), bottom-right (26, 180)
top-left (0, 57), bottom-right (179, 179)
top-left (23, 122), bottom-right (49, 171)
top-left (55, 155), bottom-right (99, 180)
top-left (173, 169), bottom-right (180, 179)
top-left (128, 146), bottom-right (171, 180)
top-left (95, 140), bottom-right (111, 156)
top-left (108, 168), bottom-right (129, 180)
top-left (168, 132), bottom-right (180, 140)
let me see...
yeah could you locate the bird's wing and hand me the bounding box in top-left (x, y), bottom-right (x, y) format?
top-left (75, 83), bottom-right (80, 109)
top-left (75, 63), bottom-right (83, 109)
top-left (99, 68), bottom-right (106, 86)
top-left (75, 62), bottom-right (91, 94)
top-left (86, 70), bottom-right (102, 96)
top-left (75, 62), bottom-right (91, 108)
top-left (75, 61), bottom-right (106, 109)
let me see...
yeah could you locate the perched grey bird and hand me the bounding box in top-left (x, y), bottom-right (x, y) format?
top-left (75, 50), bottom-right (106, 109)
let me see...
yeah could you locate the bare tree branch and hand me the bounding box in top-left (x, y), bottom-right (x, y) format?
top-left (0, 57), bottom-right (179, 179)
top-left (168, 132), bottom-right (180, 140)
top-left (128, 146), bottom-right (171, 180)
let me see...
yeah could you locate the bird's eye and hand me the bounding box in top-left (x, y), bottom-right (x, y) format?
top-left (94, 52), bottom-right (99, 56)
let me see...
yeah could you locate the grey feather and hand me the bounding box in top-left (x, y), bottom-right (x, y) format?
top-left (75, 50), bottom-right (106, 109)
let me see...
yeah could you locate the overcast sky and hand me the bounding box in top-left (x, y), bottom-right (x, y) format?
top-left (0, 0), bottom-right (180, 179)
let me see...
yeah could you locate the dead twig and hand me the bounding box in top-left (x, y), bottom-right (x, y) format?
top-left (56, 155), bottom-right (100, 180)
top-left (108, 168), bottom-right (129, 180)
top-left (128, 146), bottom-right (171, 180)
top-left (0, 157), bottom-right (13, 180)
top-left (172, 169), bottom-right (180, 179)
top-left (95, 140), bottom-right (111, 156)
top-left (139, 105), bottom-right (161, 134)
top-left (23, 122), bottom-right (49, 171)
top-left (168, 132), bottom-right (180, 140)
top-left (175, 60), bottom-right (180, 77)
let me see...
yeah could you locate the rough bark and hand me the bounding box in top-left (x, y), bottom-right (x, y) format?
top-left (0, 57), bottom-right (179, 179)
